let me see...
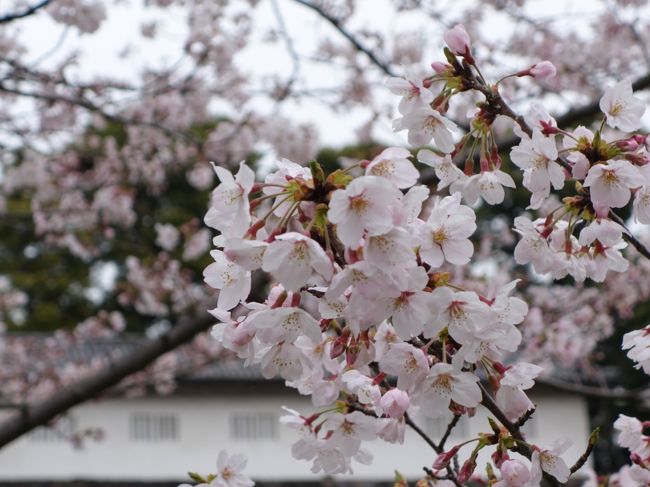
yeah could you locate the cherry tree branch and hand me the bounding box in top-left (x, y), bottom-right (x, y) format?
top-left (291, 0), bottom-right (396, 77)
top-left (0, 82), bottom-right (201, 144)
top-left (404, 412), bottom-right (442, 454)
top-left (609, 211), bottom-right (650, 260)
top-left (0, 314), bottom-right (213, 449)
top-left (479, 384), bottom-right (563, 487)
top-left (0, 0), bottom-right (51, 24)
top-left (437, 414), bottom-right (461, 451)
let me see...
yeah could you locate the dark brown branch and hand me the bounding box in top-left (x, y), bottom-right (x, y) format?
top-left (513, 407), bottom-right (536, 429)
top-left (480, 384), bottom-right (562, 487)
top-left (570, 428), bottom-right (599, 474)
top-left (0, 0), bottom-right (51, 23)
top-left (609, 211), bottom-right (650, 260)
top-left (493, 72), bottom-right (650, 152)
top-left (0, 82), bottom-right (200, 144)
top-left (292, 0), bottom-right (396, 77)
top-left (0, 314), bottom-right (213, 449)
top-left (437, 414), bottom-right (461, 451)
top-left (404, 412), bottom-right (442, 454)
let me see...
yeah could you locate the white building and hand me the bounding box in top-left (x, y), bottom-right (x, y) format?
top-left (0, 354), bottom-right (592, 486)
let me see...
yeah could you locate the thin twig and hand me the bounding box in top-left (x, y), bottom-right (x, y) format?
top-left (0, 0), bottom-right (51, 23)
top-left (437, 414), bottom-right (461, 451)
top-left (404, 412), bottom-right (442, 454)
top-left (570, 428), bottom-right (599, 474)
top-left (291, 0), bottom-right (396, 77)
top-left (609, 211), bottom-right (650, 260)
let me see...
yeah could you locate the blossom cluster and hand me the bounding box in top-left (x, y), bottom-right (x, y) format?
top-left (612, 415), bottom-right (650, 485)
top-left (200, 23), bottom-right (650, 487)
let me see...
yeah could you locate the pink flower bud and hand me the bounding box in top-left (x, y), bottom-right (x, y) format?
top-left (617, 134), bottom-right (646, 151)
top-left (433, 446), bottom-right (460, 470)
top-left (431, 61), bottom-right (450, 74)
top-left (443, 24), bottom-right (471, 56)
top-left (380, 388), bottom-right (410, 419)
top-left (529, 61), bottom-right (556, 80)
top-left (458, 457), bottom-right (477, 483)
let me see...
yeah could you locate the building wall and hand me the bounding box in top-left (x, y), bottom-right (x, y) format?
top-left (0, 386), bottom-right (591, 483)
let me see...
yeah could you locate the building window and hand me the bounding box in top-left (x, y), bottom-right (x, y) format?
top-left (30, 416), bottom-right (76, 442)
top-left (129, 413), bottom-right (178, 441)
top-left (229, 412), bottom-right (278, 440)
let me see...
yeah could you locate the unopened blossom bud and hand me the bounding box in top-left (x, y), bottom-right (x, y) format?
top-left (491, 448), bottom-right (510, 469)
top-left (517, 61), bottom-right (556, 80)
top-left (616, 136), bottom-right (642, 152)
top-left (443, 24), bottom-right (471, 56)
top-left (380, 388), bottom-right (410, 419)
top-left (529, 61), bottom-right (556, 80)
top-left (458, 457), bottom-right (477, 483)
top-left (433, 445), bottom-right (460, 470)
top-left (431, 61), bottom-right (450, 74)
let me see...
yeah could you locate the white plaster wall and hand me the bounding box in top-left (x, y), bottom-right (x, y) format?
top-left (0, 389), bottom-right (591, 482)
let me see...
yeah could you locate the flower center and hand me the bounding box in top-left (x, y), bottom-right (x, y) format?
top-left (349, 195), bottom-right (370, 214)
top-left (601, 169), bottom-right (619, 186)
top-left (433, 228), bottom-right (448, 244)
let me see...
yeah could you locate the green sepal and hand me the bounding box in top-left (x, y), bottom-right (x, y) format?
top-left (326, 169), bottom-right (353, 189)
top-left (188, 472), bottom-right (206, 483)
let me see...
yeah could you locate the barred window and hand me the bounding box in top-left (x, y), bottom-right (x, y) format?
top-left (30, 416), bottom-right (76, 442)
top-left (229, 412), bottom-right (278, 440)
top-left (129, 413), bottom-right (178, 441)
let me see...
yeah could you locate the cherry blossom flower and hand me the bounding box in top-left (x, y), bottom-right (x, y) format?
top-left (328, 176), bottom-right (401, 247)
top-left (622, 325), bottom-right (650, 375)
top-left (365, 147), bottom-right (420, 188)
top-left (583, 160), bottom-right (641, 210)
top-left (417, 149), bottom-right (465, 189)
top-left (262, 232), bottom-right (333, 291)
top-left (203, 250), bottom-right (251, 311)
top-left (614, 414), bottom-right (644, 450)
top-left (529, 441), bottom-right (571, 484)
top-left (510, 130), bottom-right (564, 208)
top-left (324, 411), bottom-right (381, 456)
top-left (633, 165), bottom-right (650, 223)
top-left (415, 362), bottom-right (481, 418)
top-left (493, 459), bottom-right (531, 487)
top-left (513, 216), bottom-right (553, 274)
top-left (393, 107), bottom-right (458, 152)
top-left (260, 342), bottom-right (307, 381)
top-left (211, 450), bottom-right (254, 487)
top-left (263, 158), bottom-right (312, 217)
top-left (417, 193), bottom-right (476, 267)
top-left (204, 162), bottom-right (255, 237)
top-left (600, 79), bottom-right (646, 132)
top-left (452, 170), bottom-right (516, 205)
top-left (363, 228), bottom-right (414, 268)
top-left (495, 363), bottom-right (543, 421)
top-left (429, 286), bottom-right (492, 343)
top-left (249, 306), bottom-right (321, 344)
top-left (386, 71), bottom-right (435, 115)
top-left (379, 342), bottom-right (429, 392)
top-left (342, 370), bottom-right (381, 407)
